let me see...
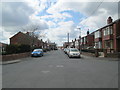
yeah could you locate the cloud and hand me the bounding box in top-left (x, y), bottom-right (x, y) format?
top-left (1, 2), bottom-right (34, 26)
top-left (0, 1), bottom-right (49, 44)
top-left (42, 21), bottom-right (79, 45)
top-left (41, 12), bottom-right (72, 22)
top-left (46, 1), bottom-right (118, 36)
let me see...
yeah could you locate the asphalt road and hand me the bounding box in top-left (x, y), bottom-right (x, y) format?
top-left (2, 50), bottom-right (118, 88)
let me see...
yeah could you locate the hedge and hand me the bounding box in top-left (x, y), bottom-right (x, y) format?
top-left (5, 44), bottom-right (31, 55)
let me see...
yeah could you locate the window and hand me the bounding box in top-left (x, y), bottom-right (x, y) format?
top-left (75, 41), bottom-right (79, 46)
top-left (95, 31), bottom-right (101, 38)
top-left (81, 39), bottom-right (83, 43)
top-left (104, 40), bottom-right (113, 49)
top-left (103, 26), bottom-right (113, 36)
top-left (95, 41), bottom-right (102, 49)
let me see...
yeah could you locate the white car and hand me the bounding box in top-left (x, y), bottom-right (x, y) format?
top-left (68, 48), bottom-right (81, 58)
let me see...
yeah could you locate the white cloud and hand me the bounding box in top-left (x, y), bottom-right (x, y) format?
top-left (41, 12), bottom-right (72, 22)
top-left (46, 1), bottom-right (118, 36)
top-left (42, 21), bottom-right (79, 45)
top-left (1, 2), bottom-right (34, 26)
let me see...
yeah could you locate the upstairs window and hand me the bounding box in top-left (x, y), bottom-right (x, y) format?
top-left (95, 31), bottom-right (101, 38)
top-left (103, 26), bottom-right (113, 36)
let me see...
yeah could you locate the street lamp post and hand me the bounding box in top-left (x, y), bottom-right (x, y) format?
top-left (77, 28), bottom-right (81, 53)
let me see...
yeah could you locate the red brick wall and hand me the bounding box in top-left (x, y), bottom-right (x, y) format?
top-left (2, 52), bottom-right (31, 61)
top-left (87, 35), bottom-right (94, 46)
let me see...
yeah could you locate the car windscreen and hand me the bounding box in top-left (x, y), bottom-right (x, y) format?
top-left (33, 49), bottom-right (42, 52)
top-left (70, 49), bottom-right (78, 52)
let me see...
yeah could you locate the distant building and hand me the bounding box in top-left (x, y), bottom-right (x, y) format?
top-left (63, 42), bottom-right (72, 48)
top-left (48, 43), bottom-right (57, 50)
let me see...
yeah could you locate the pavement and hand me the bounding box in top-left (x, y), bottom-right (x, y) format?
top-left (0, 60), bottom-right (21, 65)
top-left (2, 50), bottom-right (118, 88)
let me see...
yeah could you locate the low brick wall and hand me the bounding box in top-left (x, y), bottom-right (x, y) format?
top-left (81, 52), bottom-right (95, 57)
top-left (2, 52), bottom-right (31, 61)
top-left (106, 53), bottom-right (120, 58)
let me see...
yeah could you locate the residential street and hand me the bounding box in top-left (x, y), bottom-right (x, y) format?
top-left (2, 50), bottom-right (118, 88)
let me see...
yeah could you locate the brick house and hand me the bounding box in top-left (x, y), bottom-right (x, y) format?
top-left (94, 17), bottom-right (120, 54)
top-left (10, 31), bottom-right (44, 48)
top-left (86, 31), bottom-right (94, 49)
top-left (94, 29), bottom-right (102, 49)
top-left (80, 31), bottom-right (94, 50)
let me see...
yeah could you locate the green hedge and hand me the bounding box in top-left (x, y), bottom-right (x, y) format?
top-left (5, 44), bottom-right (31, 54)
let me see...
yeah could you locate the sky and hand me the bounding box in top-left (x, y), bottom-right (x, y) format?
top-left (0, 0), bottom-right (119, 46)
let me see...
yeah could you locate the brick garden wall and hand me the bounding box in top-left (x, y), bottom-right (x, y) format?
top-left (2, 52), bottom-right (31, 61)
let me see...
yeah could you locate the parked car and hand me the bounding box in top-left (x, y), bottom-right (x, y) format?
top-left (31, 49), bottom-right (44, 57)
top-left (43, 48), bottom-right (47, 52)
top-left (64, 48), bottom-right (69, 54)
top-left (54, 48), bottom-right (58, 50)
top-left (68, 48), bottom-right (81, 58)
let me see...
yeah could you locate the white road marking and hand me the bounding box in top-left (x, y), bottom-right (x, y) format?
top-left (56, 65), bottom-right (64, 68)
top-left (41, 71), bottom-right (50, 73)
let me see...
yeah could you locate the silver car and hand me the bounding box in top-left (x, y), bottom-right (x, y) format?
top-left (68, 48), bottom-right (81, 58)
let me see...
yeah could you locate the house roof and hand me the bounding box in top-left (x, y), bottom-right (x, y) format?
top-left (9, 31), bottom-right (24, 39)
top-left (94, 18), bottom-right (120, 33)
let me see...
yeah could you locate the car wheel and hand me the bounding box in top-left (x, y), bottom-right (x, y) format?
top-left (69, 55), bottom-right (71, 58)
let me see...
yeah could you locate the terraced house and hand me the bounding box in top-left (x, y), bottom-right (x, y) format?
top-left (65, 17), bottom-right (120, 57)
top-left (94, 17), bottom-right (120, 56)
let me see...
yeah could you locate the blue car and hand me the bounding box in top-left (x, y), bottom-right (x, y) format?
top-left (31, 49), bottom-right (44, 57)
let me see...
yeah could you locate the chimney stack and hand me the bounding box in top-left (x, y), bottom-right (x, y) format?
top-left (87, 29), bottom-right (89, 35)
top-left (107, 16), bottom-right (113, 24)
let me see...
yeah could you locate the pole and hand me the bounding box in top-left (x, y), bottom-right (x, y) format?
top-left (77, 28), bottom-right (81, 52)
top-left (68, 33), bottom-right (69, 48)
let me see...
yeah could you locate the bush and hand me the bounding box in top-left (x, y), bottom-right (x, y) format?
top-left (18, 44), bottom-right (31, 53)
top-left (5, 44), bottom-right (31, 54)
top-left (6, 44), bottom-right (19, 54)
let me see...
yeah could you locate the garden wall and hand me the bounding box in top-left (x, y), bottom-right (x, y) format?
top-left (2, 52), bottom-right (31, 61)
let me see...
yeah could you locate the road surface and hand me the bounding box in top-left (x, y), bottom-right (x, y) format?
top-left (2, 50), bottom-right (118, 88)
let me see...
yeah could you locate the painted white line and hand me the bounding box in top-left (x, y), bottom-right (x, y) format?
top-left (41, 71), bottom-right (50, 74)
top-left (56, 65), bottom-right (64, 68)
